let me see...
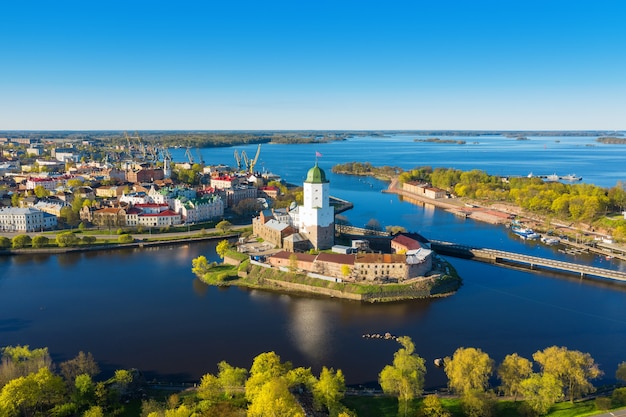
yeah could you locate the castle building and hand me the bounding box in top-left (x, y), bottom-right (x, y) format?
top-left (298, 163), bottom-right (334, 250)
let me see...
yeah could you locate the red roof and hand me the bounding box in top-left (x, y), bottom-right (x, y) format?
top-left (316, 252), bottom-right (355, 265)
top-left (140, 209), bottom-right (179, 217)
top-left (391, 234), bottom-right (423, 250)
top-left (134, 203), bottom-right (169, 208)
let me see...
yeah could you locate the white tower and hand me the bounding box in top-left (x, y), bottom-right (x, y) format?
top-left (299, 163), bottom-right (334, 249)
top-left (163, 156), bottom-right (172, 179)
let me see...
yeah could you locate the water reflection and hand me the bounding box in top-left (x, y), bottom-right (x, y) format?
top-left (192, 278), bottom-right (209, 297)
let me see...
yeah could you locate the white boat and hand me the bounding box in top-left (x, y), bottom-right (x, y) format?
top-left (546, 173), bottom-right (559, 182)
top-left (541, 236), bottom-right (560, 245)
top-left (511, 222), bottom-right (540, 240)
top-left (561, 174), bottom-right (582, 181)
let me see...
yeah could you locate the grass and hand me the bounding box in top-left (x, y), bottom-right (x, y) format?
top-left (340, 395), bottom-right (620, 417)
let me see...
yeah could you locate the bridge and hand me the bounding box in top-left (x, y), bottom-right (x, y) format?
top-left (430, 240), bottom-right (626, 283)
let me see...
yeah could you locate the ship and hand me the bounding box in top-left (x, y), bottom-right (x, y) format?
top-left (510, 221), bottom-right (540, 240)
top-left (561, 174), bottom-right (582, 181)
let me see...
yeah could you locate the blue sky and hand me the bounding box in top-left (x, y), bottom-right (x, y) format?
top-left (1, 1), bottom-right (624, 130)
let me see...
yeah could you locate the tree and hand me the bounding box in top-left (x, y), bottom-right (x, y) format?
top-left (519, 373), bottom-right (563, 416)
top-left (616, 361), bottom-right (626, 383)
top-left (83, 405), bottom-right (105, 417)
top-left (192, 256), bottom-right (213, 278)
top-left (365, 218), bottom-right (382, 232)
top-left (0, 237), bottom-right (10, 249)
top-left (0, 345), bottom-right (53, 388)
top-left (56, 231), bottom-right (79, 247)
top-left (11, 234), bottom-right (31, 249)
top-left (34, 185), bottom-right (50, 198)
top-left (444, 347), bottom-right (494, 395)
top-left (247, 377), bottom-right (304, 417)
top-left (31, 235), bottom-right (49, 248)
top-left (460, 390), bottom-right (496, 417)
top-left (386, 225), bottom-right (407, 234)
top-left (82, 235), bottom-right (96, 245)
top-left (378, 336), bottom-right (426, 417)
top-left (197, 373), bottom-right (222, 402)
top-left (420, 394), bottom-right (451, 417)
top-left (118, 234), bottom-right (134, 244)
top-left (60, 351), bottom-right (100, 384)
top-left (216, 360), bottom-right (247, 399)
top-left (245, 352), bottom-right (292, 403)
top-left (0, 367), bottom-right (66, 417)
top-left (498, 353), bottom-right (533, 400)
top-left (73, 373), bottom-right (96, 408)
top-left (341, 264), bottom-right (351, 278)
top-left (289, 253), bottom-right (298, 272)
top-left (533, 346), bottom-right (602, 402)
top-left (11, 192), bottom-right (22, 207)
top-left (215, 220), bottom-right (232, 234)
top-left (313, 366), bottom-right (346, 416)
top-left (216, 240), bottom-right (230, 259)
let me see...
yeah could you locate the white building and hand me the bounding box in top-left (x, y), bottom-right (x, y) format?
top-left (0, 207), bottom-right (57, 232)
top-left (298, 163), bottom-right (334, 250)
top-left (173, 194), bottom-right (224, 223)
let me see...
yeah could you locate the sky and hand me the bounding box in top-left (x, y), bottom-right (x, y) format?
top-left (1, 0), bottom-right (625, 131)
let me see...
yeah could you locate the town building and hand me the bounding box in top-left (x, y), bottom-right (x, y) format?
top-left (0, 207), bottom-right (57, 232)
top-left (298, 163), bottom-right (334, 250)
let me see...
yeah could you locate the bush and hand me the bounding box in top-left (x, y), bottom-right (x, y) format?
top-left (32, 235), bottom-right (49, 248)
top-left (12, 234), bottom-right (32, 249)
top-left (612, 387), bottom-right (626, 406)
top-left (82, 235), bottom-right (96, 245)
top-left (56, 231), bottom-right (79, 247)
top-left (116, 228), bottom-right (124, 235)
top-left (118, 234), bottom-right (134, 244)
top-left (0, 236), bottom-right (11, 249)
top-left (595, 396), bottom-right (611, 411)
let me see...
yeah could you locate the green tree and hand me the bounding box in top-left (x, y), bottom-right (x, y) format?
top-left (216, 240), bottom-right (230, 259)
top-left (11, 192), bottom-right (22, 207)
top-left (0, 237), bottom-right (10, 249)
top-left (11, 234), bottom-right (31, 249)
top-left (289, 253), bottom-right (298, 272)
top-left (458, 390), bottom-right (495, 417)
top-left (32, 235), bottom-right (49, 248)
top-left (0, 345), bottom-right (53, 388)
top-left (215, 220), bottom-right (232, 234)
top-left (519, 373), bottom-right (563, 416)
top-left (245, 352), bottom-right (292, 404)
top-left (378, 336), bottom-right (426, 417)
top-left (247, 378), bottom-right (304, 417)
top-left (34, 185), bottom-right (50, 198)
top-left (118, 234), bottom-right (134, 243)
top-left (313, 366), bottom-right (345, 415)
top-left (533, 346), bottom-right (602, 402)
top-left (83, 405), bottom-right (105, 417)
top-left (420, 394), bottom-right (451, 417)
top-left (616, 361), bottom-right (626, 383)
top-left (197, 372), bottom-right (222, 402)
top-left (73, 373), bottom-right (96, 408)
top-left (444, 347), bottom-right (494, 395)
top-left (216, 360), bottom-right (247, 399)
top-left (498, 353), bottom-right (533, 400)
top-left (56, 231), bottom-right (79, 247)
top-left (192, 256), bottom-right (213, 278)
top-left (0, 367), bottom-right (66, 417)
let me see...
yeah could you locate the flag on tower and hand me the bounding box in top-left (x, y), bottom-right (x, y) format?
top-left (315, 151), bottom-right (323, 157)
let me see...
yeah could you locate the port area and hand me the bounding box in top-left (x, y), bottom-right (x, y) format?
top-left (384, 178), bottom-right (626, 262)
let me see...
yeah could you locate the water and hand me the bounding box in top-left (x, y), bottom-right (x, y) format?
top-left (1, 134), bottom-right (626, 388)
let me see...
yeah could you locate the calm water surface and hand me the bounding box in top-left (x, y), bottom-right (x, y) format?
top-left (1, 135), bottom-right (625, 387)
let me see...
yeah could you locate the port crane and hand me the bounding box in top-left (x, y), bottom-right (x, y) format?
top-left (184, 147), bottom-right (195, 164)
top-left (233, 144), bottom-right (261, 173)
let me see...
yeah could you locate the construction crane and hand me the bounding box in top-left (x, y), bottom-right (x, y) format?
top-left (234, 150), bottom-right (242, 170)
top-left (195, 147), bottom-right (204, 165)
top-left (248, 144), bottom-right (261, 173)
top-left (184, 147), bottom-right (195, 164)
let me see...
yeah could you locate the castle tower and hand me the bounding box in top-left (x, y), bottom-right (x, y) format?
top-left (299, 162), bottom-right (334, 250)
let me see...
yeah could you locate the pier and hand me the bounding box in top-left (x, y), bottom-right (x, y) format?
top-left (430, 240), bottom-right (626, 283)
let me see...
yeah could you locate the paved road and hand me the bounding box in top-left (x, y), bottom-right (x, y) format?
top-left (0, 224), bottom-right (251, 241)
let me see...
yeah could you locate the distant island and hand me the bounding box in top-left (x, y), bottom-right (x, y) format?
top-left (414, 138), bottom-right (466, 144)
top-left (597, 137), bottom-right (626, 144)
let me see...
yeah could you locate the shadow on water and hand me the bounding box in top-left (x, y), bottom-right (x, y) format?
top-left (0, 318), bottom-right (32, 333)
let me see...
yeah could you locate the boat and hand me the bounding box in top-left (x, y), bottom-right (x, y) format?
top-left (541, 236), bottom-right (560, 245)
top-left (561, 174), bottom-right (582, 181)
top-left (546, 173), bottom-right (559, 182)
top-left (511, 224), bottom-right (540, 240)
